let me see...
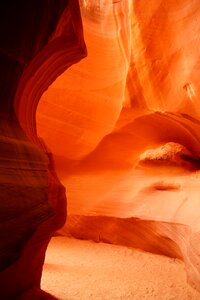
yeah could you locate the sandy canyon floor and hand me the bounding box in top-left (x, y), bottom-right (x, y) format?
top-left (41, 237), bottom-right (200, 300)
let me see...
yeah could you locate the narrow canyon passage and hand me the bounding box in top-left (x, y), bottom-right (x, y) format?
top-left (1, 0), bottom-right (200, 299)
top-left (36, 0), bottom-right (200, 295)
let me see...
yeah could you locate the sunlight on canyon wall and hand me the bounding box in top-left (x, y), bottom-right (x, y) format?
top-left (36, 0), bottom-right (200, 293)
top-left (37, 0), bottom-right (132, 160)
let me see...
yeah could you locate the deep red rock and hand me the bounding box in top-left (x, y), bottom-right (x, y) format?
top-left (0, 1), bottom-right (86, 299)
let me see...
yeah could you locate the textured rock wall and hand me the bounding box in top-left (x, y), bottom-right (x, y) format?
top-left (37, 0), bottom-right (132, 160)
top-left (37, 0), bottom-right (200, 293)
top-left (0, 1), bottom-right (86, 299)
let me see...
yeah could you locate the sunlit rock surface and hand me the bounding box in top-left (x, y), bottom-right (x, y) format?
top-left (2, 0), bottom-right (199, 298)
top-left (37, 0), bottom-right (200, 293)
top-left (138, 142), bottom-right (199, 170)
top-left (37, 1), bottom-right (132, 160)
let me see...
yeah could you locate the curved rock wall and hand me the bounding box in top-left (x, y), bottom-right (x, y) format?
top-left (0, 1), bottom-right (85, 299)
top-left (37, 0), bottom-right (200, 293)
top-left (126, 0), bottom-right (200, 116)
top-left (37, 0), bottom-right (132, 160)
top-left (1, 0), bottom-right (200, 297)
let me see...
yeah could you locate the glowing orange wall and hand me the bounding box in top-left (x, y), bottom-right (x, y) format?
top-left (37, 1), bottom-right (200, 292)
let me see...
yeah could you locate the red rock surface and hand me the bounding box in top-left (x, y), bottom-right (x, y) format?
top-left (0, 1), bottom-right (85, 299)
top-left (37, 0), bottom-right (200, 293)
top-left (1, 0), bottom-right (200, 298)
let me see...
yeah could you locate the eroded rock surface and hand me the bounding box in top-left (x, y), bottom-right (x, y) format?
top-left (2, 0), bottom-right (200, 297)
top-left (0, 1), bottom-right (85, 299)
top-left (37, 0), bottom-right (200, 293)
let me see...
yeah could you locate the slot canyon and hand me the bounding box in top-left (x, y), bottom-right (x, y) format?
top-left (1, 0), bottom-right (200, 299)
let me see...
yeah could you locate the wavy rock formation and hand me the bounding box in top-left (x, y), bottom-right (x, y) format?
top-left (1, 0), bottom-right (200, 298)
top-left (0, 1), bottom-right (85, 299)
top-left (37, 0), bottom-right (132, 160)
top-left (37, 0), bottom-right (200, 293)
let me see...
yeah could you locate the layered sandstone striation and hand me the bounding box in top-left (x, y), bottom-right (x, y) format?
top-left (0, 1), bottom-right (86, 299)
top-left (37, 0), bottom-right (200, 293)
top-left (1, 0), bottom-right (200, 298)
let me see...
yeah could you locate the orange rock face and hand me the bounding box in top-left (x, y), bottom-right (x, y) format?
top-left (36, 0), bottom-right (200, 293)
top-left (1, 0), bottom-right (200, 298)
top-left (37, 1), bottom-right (132, 160)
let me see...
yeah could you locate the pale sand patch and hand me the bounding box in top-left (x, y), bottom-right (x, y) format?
top-left (41, 237), bottom-right (200, 300)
